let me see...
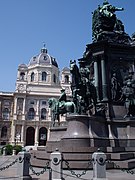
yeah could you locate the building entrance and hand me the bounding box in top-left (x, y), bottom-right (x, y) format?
top-left (26, 127), bottom-right (35, 146)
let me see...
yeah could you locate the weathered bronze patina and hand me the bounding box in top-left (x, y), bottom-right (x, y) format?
top-left (92, 0), bottom-right (131, 43)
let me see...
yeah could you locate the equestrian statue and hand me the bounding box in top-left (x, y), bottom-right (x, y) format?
top-left (48, 89), bottom-right (76, 126)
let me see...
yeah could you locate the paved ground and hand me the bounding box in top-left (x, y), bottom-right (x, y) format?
top-left (0, 155), bottom-right (135, 180)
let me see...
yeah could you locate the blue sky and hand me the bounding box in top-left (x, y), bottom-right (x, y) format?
top-left (0, 0), bottom-right (135, 92)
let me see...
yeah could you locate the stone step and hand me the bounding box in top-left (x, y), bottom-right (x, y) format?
top-left (63, 152), bottom-right (111, 160)
top-left (30, 158), bottom-right (50, 168)
top-left (125, 147), bottom-right (135, 152)
top-left (107, 147), bottom-right (126, 152)
top-left (37, 146), bottom-right (46, 151)
top-left (106, 159), bottom-right (135, 169)
top-left (46, 145), bottom-right (101, 153)
top-left (30, 150), bottom-right (50, 160)
top-left (30, 147), bottom-right (135, 170)
top-left (115, 159), bottom-right (135, 169)
top-left (110, 152), bottom-right (135, 160)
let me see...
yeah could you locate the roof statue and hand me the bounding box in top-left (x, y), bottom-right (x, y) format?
top-left (92, 0), bottom-right (131, 44)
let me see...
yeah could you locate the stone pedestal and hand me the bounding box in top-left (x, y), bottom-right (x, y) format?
top-left (46, 126), bottom-right (67, 152)
top-left (61, 114), bottom-right (110, 149)
top-left (46, 114), bottom-right (135, 153)
top-left (61, 115), bottom-right (90, 148)
top-left (109, 117), bottom-right (135, 147)
top-left (89, 115), bottom-right (110, 147)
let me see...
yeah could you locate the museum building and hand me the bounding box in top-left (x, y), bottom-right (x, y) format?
top-left (0, 45), bottom-right (72, 147)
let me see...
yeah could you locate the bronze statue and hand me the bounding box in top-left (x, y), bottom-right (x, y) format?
top-left (111, 73), bottom-right (118, 100)
top-left (99, 0), bottom-right (124, 18)
top-left (122, 71), bottom-right (135, 117)
top-left (92, 0), bottom-right (130, 43)
top-left (48, 97), bottom-right (76, 126)
top-left (111, 73), bottom-right (122, 101)
top-left (70, 60), bottom-right (97, 115)
top-left (58, 89), bottom-right (67, 102)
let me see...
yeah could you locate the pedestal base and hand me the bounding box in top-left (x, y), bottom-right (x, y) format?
top-left (61, 114), bottom-right (90, 147)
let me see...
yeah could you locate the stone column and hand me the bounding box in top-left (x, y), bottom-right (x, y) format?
top-left (14, 97), bottom-right (17, 113)
top-left (47, 128), bottom-right (50, 142)
top-left (22, 98), bottom-right (26, 120)
top-left (94, 60), bottom-right (99, 100)
top-left (13, 97), bottom-right (17, 120)
top-left (10, 101), bottom-right (14, 116)
top-left (92, 150), bottom-right (107, 180)
top-left (22, 98), bottom-right (25, 114)
top-left (21, 125), bottom-right (24, 144)
top-left (11, 123), bottom-right (16, 144)
top-left (50, 149), bottom-right (62, 180)
top-left (48, 108), bottom-right (51, 117)
top-left (34, 126), bottom-right (39, 146)
top-left (101, 56), bottom-right (108, 101)
top-left (48, 107), bottom-right (52, 121)
top-left (36, 100), bottom-right (39, 121)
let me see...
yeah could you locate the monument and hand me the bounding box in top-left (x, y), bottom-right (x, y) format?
top-left (31, 0), bottom-right (135, 172)
top-left (47, 0), bottom-right (135, 150)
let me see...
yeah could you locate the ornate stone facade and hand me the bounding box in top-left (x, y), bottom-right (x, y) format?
top-left (0, 46), bottom-right (71, 147)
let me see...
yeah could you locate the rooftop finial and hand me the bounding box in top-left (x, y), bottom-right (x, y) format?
top-left (41, 42), bottom-right (47, 53)
top-left (43, 42), bottom-right (46, 48)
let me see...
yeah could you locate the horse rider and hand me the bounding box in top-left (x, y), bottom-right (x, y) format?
top-left (59, 89), bottom-right (67, 102)
top-left (56, 89), bottom-right (67, 115)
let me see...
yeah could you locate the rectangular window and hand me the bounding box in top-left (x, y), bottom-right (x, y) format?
top-left (30, 101), bottom-right (34, 105)
top-left (42, 101), bottom-right (46, 105)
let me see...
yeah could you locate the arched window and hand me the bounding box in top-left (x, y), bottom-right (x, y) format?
top-left (53, 74), bottom-right (56, 83)
top-left (39, 127), bottom-right (47, 146)
top-left (41, 108), bottom-right (47, 120)
top-left (20, 72), bottom-right (25, 80)
top-left (28, 108), bottom-right (35, 120)
top-left (65, 75), bottom-right (69, 83)
top-left (1, 126), bottom-right (7, 138)
top-left (2, 108), bottom-right (10, 120)
top-left (31, 72), bottom-right (34, 82)
top-left (42, 72), bottom-right (47, 81)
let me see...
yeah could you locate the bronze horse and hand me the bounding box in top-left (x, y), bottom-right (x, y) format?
top-left (48, 98), bottom-right (76, 126)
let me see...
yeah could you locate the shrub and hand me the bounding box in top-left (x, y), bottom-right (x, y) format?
top-left (13, 145), bottom-right (22, 154)
top-left (1, 144), bottom-right (22, 155)
top-left (1, 144), bottom-right (13, 155)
